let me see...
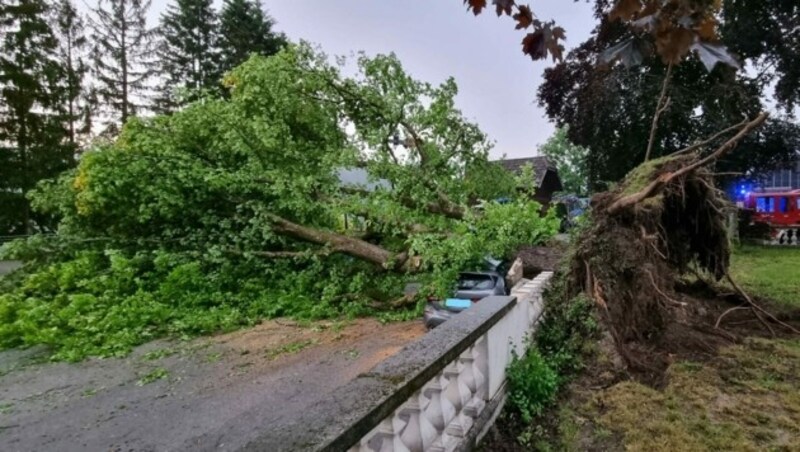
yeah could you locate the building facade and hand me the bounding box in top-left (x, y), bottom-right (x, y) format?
top-left (755, 158), bottom-right (800, 191)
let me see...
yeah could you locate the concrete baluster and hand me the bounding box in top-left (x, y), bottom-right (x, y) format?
top-left (472, 336), bottom-right (489, 401)
top-left (422, 377), bottom-right (454, 433)
top-left (351, 418), bottom-right (399, 452)
top-left (459, 349), bottom-right (477, 396)
top-left (422, 374), bottom-right (456, 452)
top-left (460, 345), bottom-right (486, 419)
top-left (443, 361), bottom-right (471, 438)
top-left (398, 395), bottom-right (437, 452)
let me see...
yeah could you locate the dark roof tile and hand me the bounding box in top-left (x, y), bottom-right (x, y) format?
top-left (494, 156), bottom-right (555, 186)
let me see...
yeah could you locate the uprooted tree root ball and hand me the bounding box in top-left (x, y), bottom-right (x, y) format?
top-left (554, 112), bottom-right (799, 383)
top-left (598, 155), bottom-right (734, 330)
top-left (574, 155), bottom-right (729, 376)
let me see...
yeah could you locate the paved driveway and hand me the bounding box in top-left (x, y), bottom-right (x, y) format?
top-left (0, 318), bottom-right (426, 451)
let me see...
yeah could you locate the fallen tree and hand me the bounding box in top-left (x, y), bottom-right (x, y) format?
top-left (0, 45), bottom-right (559, 360)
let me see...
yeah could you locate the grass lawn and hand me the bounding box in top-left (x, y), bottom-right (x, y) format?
top-left (729, 245), bottom-right (800, 308)
top-left (555, 338), bottom-right (800, 452)
top-left (539, 245), bottom-right (800, 452)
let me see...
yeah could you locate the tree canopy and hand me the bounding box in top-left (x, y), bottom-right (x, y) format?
top-left (0, 45), bottom-right (557, 360)
top-left (218, 0), bottom-right (286, 75)
top-left (89, 0), bottom-right (155, 125)
top-left (0, 0), bottom-right (290, 236)
top-left (721, 0), bottom-right (800, 111)
top-left (537, 0), bottom-right (800, 190)
top-left (155, 0), bottom-right (220, 111)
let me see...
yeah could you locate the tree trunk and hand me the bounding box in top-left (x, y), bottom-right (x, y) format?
top-left (120, 6), bottom-right (128, 124)
top-left (430, 194), bottom-right (465, 220)
top-left (19, 114), bottom-right (32, 235)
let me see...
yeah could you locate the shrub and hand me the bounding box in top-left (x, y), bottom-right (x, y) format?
top-left (535, 293), bottom-right (598, 375)
top-left (502, 269), bottom-right (599, 438)
top-left (506, 348), bottom-right (560, 423)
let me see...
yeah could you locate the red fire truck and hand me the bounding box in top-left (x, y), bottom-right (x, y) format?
top-left (742, 190), bottom-right (800, 245)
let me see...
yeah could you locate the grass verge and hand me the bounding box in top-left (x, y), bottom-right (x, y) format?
top-left (729, 245), bottom-right (800, 308)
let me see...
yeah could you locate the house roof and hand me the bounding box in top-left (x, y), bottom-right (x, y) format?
top-left (495, 156), bottom-right (557, 187)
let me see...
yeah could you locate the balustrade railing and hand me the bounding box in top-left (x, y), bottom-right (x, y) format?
top-left (340, 272), bottom-right (552, 452)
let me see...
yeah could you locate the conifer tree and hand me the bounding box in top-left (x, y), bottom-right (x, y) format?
top-left (218, 0), bottom-right (286, 74)
top-left (54, 0), bottom-right (91, 148)
top-left (89, 0), bottom-right (155, 126)
top-left (155, 0), bottom-right (220, 112)
top-left (0, 0), bottom-right (71, 234)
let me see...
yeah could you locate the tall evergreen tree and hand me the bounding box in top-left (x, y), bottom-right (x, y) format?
top-left (155, 0), bottom-right (220, 112)
top-left (53, 0), bottom-right (91, 149)
top-left (218, 0), bottom-right (286, 74)
top-left (89, 0), bottom-right (155, 126)
top-left (0, 0), bottom-right (72, 234)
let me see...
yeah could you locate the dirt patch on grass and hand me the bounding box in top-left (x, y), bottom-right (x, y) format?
top-left (551, 276), bottom-right (800, 390)
top-left (510, 308), bottom-right (800, 451)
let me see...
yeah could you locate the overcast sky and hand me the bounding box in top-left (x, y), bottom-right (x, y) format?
top-left (132, 1), bottom-right (598, 159)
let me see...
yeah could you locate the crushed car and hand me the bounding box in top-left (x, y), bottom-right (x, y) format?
top-left (422, 258), bottom-right (510, 329)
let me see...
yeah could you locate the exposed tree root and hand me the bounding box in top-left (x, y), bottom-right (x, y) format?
top-left (714, 305), bottom-right (749, 329)
top-left (725, 273), bottom-right (800, 335)
top-left (607, 112), bottom-right (768, 215)
top-left (561, 112), bottom-right (797, 380)
top-left (646, 270), bottom-right (686, 308)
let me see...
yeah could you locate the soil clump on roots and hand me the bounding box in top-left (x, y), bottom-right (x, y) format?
top-left (564, 148), bottom-right (799, 386)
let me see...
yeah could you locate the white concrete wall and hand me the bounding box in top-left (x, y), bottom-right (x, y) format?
top-left (485, 272), bottom-right (550, 400)
top-left (349, 272), bottom-right (553, 452)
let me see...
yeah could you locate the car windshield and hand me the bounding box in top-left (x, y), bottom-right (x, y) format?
top-left (457, 274), bottom-right (496, 291)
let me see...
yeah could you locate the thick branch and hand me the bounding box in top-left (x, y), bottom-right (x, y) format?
top-left (672, 119), bottom-right (750, 157)
top-left (671, 112), bottom-right (768, 179)
top-left (645, 63), bottom-right (673, 162)
top-left (265, 213), bottom-right (410, 271)
top-left (431, 193), bottom-right (466, 219)
top-left (607, 112), bottom-right (768, 215)
top-left (399, 120), bottom-right (429, 166)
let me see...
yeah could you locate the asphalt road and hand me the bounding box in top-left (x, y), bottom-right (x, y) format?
top-left (0, 318), bottom-right (425, 452)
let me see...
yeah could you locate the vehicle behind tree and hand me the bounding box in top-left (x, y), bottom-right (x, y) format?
top-left (423, 268), bottom-right (509, 329)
